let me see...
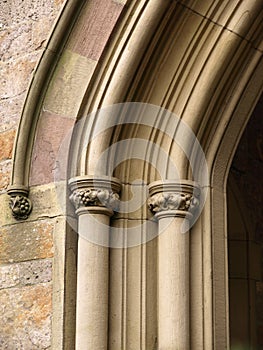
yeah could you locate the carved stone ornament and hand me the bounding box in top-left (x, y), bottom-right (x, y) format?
top-left (148, 180), bottom-right (200, 217)
top-left (70, 188), bottom-right (120, 211)
top-left (68, 176), bottom-right (122, 214)
top-left (148, 192), bottom-right (199, 213)
top-left (7, 186), bottom-right (32, 220)
top-left (9, 195), bottom-right (32, 220)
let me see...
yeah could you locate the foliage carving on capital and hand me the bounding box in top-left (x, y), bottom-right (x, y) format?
top-left (70, 188), bottom-right (120, 211)
top-left (148, 192), bottom-right (199, 214)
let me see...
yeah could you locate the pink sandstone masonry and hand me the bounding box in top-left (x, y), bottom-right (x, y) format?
top-left (0, 0), bottom-right (126, 348)
top-left (0, 1), bottom-right (64, 348)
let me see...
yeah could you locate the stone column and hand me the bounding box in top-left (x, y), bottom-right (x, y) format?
top-left (148, 180), bottom-right (199, 350)
top-left (69, 176), bottom-right (121, 350)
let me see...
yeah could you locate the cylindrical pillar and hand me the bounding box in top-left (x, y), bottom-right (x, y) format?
top-left (69, 176), bottom-right (121, 350)
top-left (148, 180), bottom-right (199, 350)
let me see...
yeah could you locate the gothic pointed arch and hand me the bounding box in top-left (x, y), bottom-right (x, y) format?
top-left (7, 0), bottom-right (263, 348)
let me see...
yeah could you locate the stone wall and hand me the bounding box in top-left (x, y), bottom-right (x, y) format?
top-left (2, 0), bottom-right (261, 349)
top-left (0, 0), bottom-right (64, 187)
top-left (0, 1), bottom-right (127, 348)
top-left (0, 1), bottom-right (64, 348)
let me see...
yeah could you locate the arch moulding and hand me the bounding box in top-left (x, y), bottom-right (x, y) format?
top-left (8, 0), bottom-right (263, 349)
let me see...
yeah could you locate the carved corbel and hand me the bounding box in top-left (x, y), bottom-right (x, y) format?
top-left (7, 186), bottom-right (32, 220)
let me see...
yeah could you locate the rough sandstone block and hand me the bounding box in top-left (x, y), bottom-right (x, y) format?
top-left (0, 0), bottom-right (57, 27)
top-left (0, 53), bottom-right (39, 100)
top-left (0, 95), bottom-right (22, 133)
top-left (0, 0), bottom-right (65, 137)
top-left (0, 283), bottom-right (52, 349)
top-left (0, 259), bottom-right (52, 289)
top-left (0, 129), bottom-right (16, 161)
top-left (0, 219), bottom-right (54, 263)
top-left (0, 160), bottom-right (12, 193)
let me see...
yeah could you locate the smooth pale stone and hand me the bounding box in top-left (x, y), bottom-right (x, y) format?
top-left (76, 212), bottom-right (110, 350)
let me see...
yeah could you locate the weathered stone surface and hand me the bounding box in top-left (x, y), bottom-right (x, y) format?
top-left (0, 259), bottom-right (52, 289)
top-left (44, 51), bottom-right (97, 117)
top-left (0, 263), bottom-right (19, 289)
top-left (0, 17), bottom-right (56, 62)
top-left (0, 283), bottom-right (52, 349)
top-left (1, 24), bottom-right (36, 63)
top-left (54, 0), bottom-right (65, 5)
top-left (0, 53), bottom-right (39, 100)
top-left (0, 1), bottom-right (73, 348)
top-left (0, 219), bottom-right (54, 263)
top-left (0, 95), bottom-right (22, 132)
top-left (0, 182), bottom-right (67, 225)
top-left (30, 182), bottom-right (67, 219)
top-left (0, 160), bottom-right (12, 193)
top-left (0, 0), bottom-right (65, 138)
top-left (0, 129), bottom-right (16, 161)
top-left (68, 0), bottom-right (124, 60)
top-left (113, 0), bottom-right (127, 4)
top-left (30, 112), bottom-right (75, 186)
top-left (0, 0), bottom-right (58, 27)
top-left (0, 193), bottom-right (13, 223)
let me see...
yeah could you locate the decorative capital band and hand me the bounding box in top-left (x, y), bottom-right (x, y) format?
top-left (70, 188), bottom-right (120, 211)
top-left (68, 176), bottom-right (121, 215)
top-left (148, 192), bottom-right (198, 213)
top-left (148, 180), bottom-right (200, 219)
top-left (7, 186), bottom-right (32, 220)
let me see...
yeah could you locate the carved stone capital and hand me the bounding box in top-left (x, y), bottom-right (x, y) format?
top-left (148, 192), bottom-right (198, 212)
top-left (148, 180), bottom-right (200, 219)
top-left (68, 176), bottom-right (121, 216)
top-left (7, 186), bottom-right (32, 220)
top-left (70, 188), bottom-right (120, 211)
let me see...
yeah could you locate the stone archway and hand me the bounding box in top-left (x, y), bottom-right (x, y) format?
top-left (6, 1), bottom-right (263, 349)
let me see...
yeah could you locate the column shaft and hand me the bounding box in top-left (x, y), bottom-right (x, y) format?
top-left (148, 180), bottom-right (199, 350)
top-left (69, 176), bottom-right (121, 350)
top-left (158, 215), bottom-right (190, 349)
top-left (76, 213), bottom-right (110, 350)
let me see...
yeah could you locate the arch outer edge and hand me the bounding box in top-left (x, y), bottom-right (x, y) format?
top-left (7, 0), bottom-right (86, 219)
